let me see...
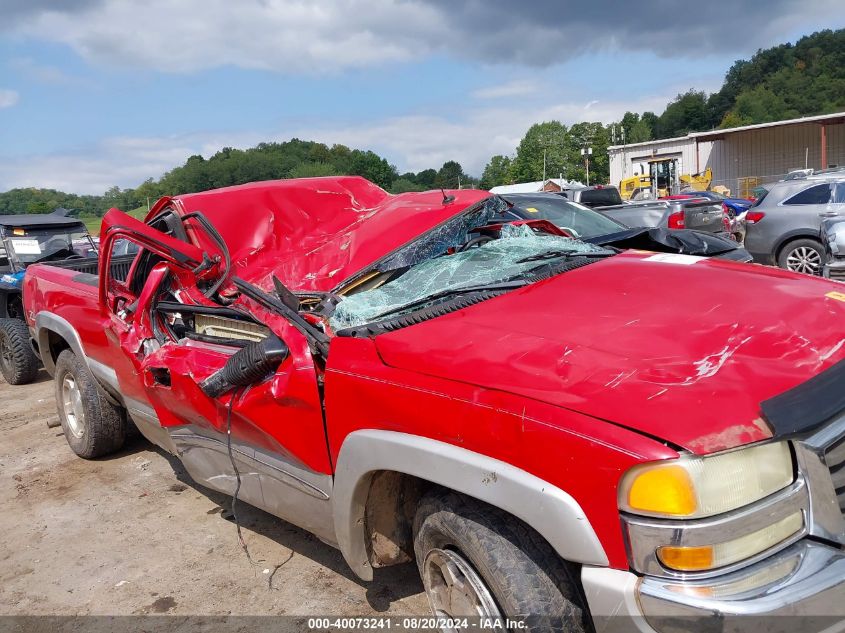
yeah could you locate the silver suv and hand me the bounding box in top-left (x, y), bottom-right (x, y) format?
top-left (743, 178), bottom-right (845, 275)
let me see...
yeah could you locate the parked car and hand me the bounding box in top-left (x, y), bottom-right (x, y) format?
top-left (595, 198), bottom-right (732, 239)
top-left (822, 212), bottom-right (845, 281)
top-left (675, 189), bottom-right (754, 214)
top-left (496, 193), bottom-right (752, 261)
top-left (557, 184), bottom-right (623, 208)
top-left (0, 212), bottom-right (98, 384)
top-left (662, 191), bottom-right (751, 241)
top-left (784, 166), bottom-right (845, 181)
top-left (784, 168), bottom-right (815, 180)
top-left (743, 178), bottom-right (845, 275)
top-left (23, 177), bottom-right (845, 630)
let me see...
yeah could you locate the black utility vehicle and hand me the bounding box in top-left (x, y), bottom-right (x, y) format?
top-left (0, 213), bottom-right (96, 384)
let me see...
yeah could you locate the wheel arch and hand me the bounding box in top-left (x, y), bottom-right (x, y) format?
top-left (332, 429), bottom-right (608, 581)
top-left (34, 311), bottom-right (122, 406)
top-left (34, 311), bottom-right (82, 376)
top-left (773, 230), bottom-right (823, 260)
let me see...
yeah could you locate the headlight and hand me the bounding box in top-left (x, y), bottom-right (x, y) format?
top-left (619, 442), bottom-right (794, 519)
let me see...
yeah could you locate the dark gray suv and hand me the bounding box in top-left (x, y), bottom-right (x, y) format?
top-left (822, 212), bottom-right (845, 281)
top-left (743, 178), bottom-right (845, 275)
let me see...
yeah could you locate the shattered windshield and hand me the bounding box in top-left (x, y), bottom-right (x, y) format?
top-left (330, 224), bottom-right (613, 330)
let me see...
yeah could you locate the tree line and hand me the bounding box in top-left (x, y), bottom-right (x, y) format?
top-left (0, 140), bottom-right (475, 218)
top-left (1, 29), bottom-right (842, 215)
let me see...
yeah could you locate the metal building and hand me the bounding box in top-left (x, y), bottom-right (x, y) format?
top-left (608, 111), bottom-right (845, 197)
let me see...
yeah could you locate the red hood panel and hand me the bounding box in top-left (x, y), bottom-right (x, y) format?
top-left (374, 253), bottom-right (845, 454)
top-left (165, 177), bottom-right (490, 293)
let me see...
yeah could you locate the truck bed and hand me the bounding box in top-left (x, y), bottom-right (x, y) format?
top-left (43, 255), bottom-right (136, 282)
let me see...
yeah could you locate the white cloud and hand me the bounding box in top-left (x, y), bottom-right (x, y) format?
top-left (301, 92), bottom-right (672, 175)
top-left (13, 0), bottom-right (445, 74)
top-left (8, 57), bottom-right (93, 87)
top-left (0, 89), bottom-right (20, 108)
top-left (472, 80), bottom-right (539, 100)
top-left (0, 90), bottom-right (674, 194)
top-left (6, 0), bottom-right (842, 73)
top-left (0, 131), bottom-right (262, 194)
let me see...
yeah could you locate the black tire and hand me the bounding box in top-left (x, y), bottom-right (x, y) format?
top-left (54, 349), bottom-right (126, 459)
top-left (777, 238), bottom-right (824, 276)
top-left (413, 490), bottom-right (591, 633)
top-left (0, 318), bottom-right (39, 385)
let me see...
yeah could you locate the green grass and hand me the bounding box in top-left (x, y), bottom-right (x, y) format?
top-left (82, 206), bottom-right (149, 236)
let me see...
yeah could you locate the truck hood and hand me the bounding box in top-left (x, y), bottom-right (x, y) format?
top-left (373, 252), bottom-right (845, 454)
top-left (158, 177), bottom-right (490, 293)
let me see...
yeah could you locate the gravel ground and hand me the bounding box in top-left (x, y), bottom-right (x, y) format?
top-left (0, 371), bottom-right (427, 620)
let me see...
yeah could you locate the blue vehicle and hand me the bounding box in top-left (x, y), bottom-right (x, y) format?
top-left (679, 188), bottom-right (753, 215)
top-left (0, 212), bottom-right (97, 384)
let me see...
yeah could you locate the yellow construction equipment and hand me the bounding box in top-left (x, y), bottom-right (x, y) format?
top-left (619, 160), bottom-right (712, 199)
top-left (680, 167), bottom-right (712, 191)
top-left (619, 174), bottom-right (651, 200)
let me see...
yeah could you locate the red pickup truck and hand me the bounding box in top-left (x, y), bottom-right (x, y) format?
top-left (24, 177), bottom-right (845, 631)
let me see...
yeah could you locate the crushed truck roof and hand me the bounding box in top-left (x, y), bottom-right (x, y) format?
top-left (150, 176), bottom-right (491, 293)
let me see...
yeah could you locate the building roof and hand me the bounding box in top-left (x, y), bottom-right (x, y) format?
top-left (489, 178), bottom-right (578, 194)
top-left (608, 110), bottom-right (845, 150)
top-left (607, 135), bottom-right (689, 151)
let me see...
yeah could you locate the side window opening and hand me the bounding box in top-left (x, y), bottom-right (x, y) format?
top-left (784, 184), bottom-right (833, 206)
top-left (128, 208), bottom-right (188, 296)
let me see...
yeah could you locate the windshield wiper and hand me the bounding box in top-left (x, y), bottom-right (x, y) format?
top-left (369, 280), bottom-right (527, 322)
top-left (515, 249), bottom-right (612, 263)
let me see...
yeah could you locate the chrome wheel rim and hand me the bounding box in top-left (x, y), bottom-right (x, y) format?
top-left (422, 548), bottom-right (504, 630)
top-left (786, 246), bottom-right (821, 275)
top-left (61, 374), bottom-right (86, 439)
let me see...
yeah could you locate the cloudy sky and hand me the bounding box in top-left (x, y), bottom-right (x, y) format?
top-left (0, 0), bottom-right (842, 194)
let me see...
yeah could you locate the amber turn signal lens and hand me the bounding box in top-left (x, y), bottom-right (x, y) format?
top-left (626, 465), bottom-right (697, 516)
top-left (657, 545), bottom-right (714, 571)
top-left (656, 512), bottom-right (803, 573)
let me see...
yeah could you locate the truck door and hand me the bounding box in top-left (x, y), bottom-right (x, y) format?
top-left (98, 208), bottom-right (335, 542)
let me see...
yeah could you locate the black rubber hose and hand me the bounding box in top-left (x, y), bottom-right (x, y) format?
top-left (199, 335), bottom-right (289, 398)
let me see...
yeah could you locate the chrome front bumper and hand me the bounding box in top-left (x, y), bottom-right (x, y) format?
top-left (584, 540), bottom-right (845, 633)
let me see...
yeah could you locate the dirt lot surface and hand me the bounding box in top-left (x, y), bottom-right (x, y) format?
top-left (0, 372), bottom-right (427, 619)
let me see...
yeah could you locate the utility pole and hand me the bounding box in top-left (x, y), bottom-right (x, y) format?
top-left (542, 149), bottom-right (547, 183)
top-left (581, 147), bottom-right (593, 186)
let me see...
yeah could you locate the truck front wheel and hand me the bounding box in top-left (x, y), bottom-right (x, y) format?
top-left (0, 318), bottom-right (39, 385)
top-left (54, 349), bottom-right (126, 459)
top-left (413, 490), bottom-right (590, 633)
